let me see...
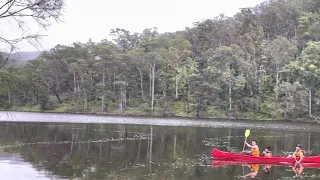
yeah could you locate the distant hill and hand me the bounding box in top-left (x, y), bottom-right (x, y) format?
top-left (7, 51), bottom-right (42, 67)
top-left (10, 51), bottom-right (41, 62)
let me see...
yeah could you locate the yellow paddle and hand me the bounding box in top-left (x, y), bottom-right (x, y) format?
top-left (242, 129), bottom-right (250, 151)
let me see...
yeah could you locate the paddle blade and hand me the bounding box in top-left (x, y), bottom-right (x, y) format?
top-left (245, 129), bottom-right (250, 138)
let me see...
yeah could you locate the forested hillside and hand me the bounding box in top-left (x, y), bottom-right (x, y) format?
top-left (1, 0), bottom-right (320, 120)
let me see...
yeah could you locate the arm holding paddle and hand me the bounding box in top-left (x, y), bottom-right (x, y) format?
top-left (292, 150), bottom-right (297, 160)
top-left (244, 141), bottom-right (253, 148)
top-left (288, 150), bottom-right (297, 159)
top-left (242, 141), bottom-right (253, 153)
top-left (242, 130), bottom-right (250, 152)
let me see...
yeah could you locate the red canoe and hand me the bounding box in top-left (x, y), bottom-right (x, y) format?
top-left (212, 148), bottom-right (320, 164)
top-left (212, 160), bottom-right (320, 169)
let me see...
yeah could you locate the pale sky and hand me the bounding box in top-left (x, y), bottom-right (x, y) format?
top-left (0, 0), bottom-right (265, 52)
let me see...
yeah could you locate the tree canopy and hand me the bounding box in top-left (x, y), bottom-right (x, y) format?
top-left (2, 0), bottom-right (320, 120)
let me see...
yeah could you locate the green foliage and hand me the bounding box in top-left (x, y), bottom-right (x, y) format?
top-left (278, 82), bottom-right (308, 117)
top-left (2, 0), bottom-right (320, 120)
top-left (138, 103), bottom-right (151, 113)
top-left (206, 106), bottom-right (227, 118)
top-left (170, 101), bottom-right (195, 117)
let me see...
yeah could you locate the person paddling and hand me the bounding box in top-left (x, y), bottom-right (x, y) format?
top-left (243, 140), bottom-right (260, 157)
top-left (288, 144), bottom-right (304, 163)
top-left (262, 147), bottom-right (272, 157)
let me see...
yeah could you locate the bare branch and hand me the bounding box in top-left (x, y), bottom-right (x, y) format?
top-left (0, 0), bottom-right (14, 11)
top-left (0, 34), bottom-right (44, 44)
top-left (0, 0), bottom-right (16, 18)
top-left (0, 2), bottom-right (38, 18)
top-left (0, 0), bottom-right (64, 48)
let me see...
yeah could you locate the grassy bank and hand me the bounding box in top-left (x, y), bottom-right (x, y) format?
top-left (2, 100), bottom-right (289, 121)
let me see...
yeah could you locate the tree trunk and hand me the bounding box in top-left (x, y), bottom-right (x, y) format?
top-left (308, 133), bottom-right (311, 153)
top-left (309, 87), bottom-right (312, 117)
top-left (187, 81), bottom-right (190, 113)
top-left (228, 81), bottom-right (232, 115)
top-left (175, 75), bottom-right (178, 99)
top-left (137, 67), bottom-right (144, 99)
top-left (163, 90), bottom-right (167, 116)
top-left (23, 89), bottom-right (27, 104)
top-left (101, 68), bottom-right (105, 112)
top-left (32, 89), bottom-right (35, 105)
top-left (81, 76), bottom-right (87, 110)
top-left (276, 71), bottom-right (279, 101)
top-left (53, 90), bottom-right (62, 103)
top-left (128, 94), bottom-right (130, 106)
top-left (124, 87), bottom-right (127, 109)
top-left (89, 73), bottom-right (93, 106)
top-left (151, 60), bottom-right (155, 111)
top-left (253, 47), bottom-right (257, 97)
top-left (113, 72), bottom-right (116, 92)
top-left (285, 92), bottom-right (288, 117)
top-left (83, 88), bottom-right (87, 110)
top-left (73, 71), bottom-right (77, 94)
top-left (77, 79), bottom-right (80, 93)
top-left (7, 87), bottom-right (11, 105)
top-left (196, 96), bottom-right (200, 118)
top-left (149, 66), bottom-right (152, 98)
top-left (119, 86), bottom-right (123, 111)
top-left (36, 89), bottom-right (39, 103)
top-left (258, 67), bottom-right (263, 96)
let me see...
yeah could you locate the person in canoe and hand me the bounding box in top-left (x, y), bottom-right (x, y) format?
top-left (242, 140), bottom-right (260, 157)
top-left (287, 144), bottom-right (305, 163)
top-left (262, 147), bottom-right (272, 174)
top-left (262, 147), bottom-right (272, 157)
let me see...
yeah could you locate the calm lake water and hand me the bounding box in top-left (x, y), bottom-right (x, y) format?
top-left (0, 118), bottom-right (320, 179)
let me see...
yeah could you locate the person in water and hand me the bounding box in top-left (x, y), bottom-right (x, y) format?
top-left (243, 140), bottom-right (260, 157)
top-left (288, 144), bottom-right (305, 163)
top-left (262, 147), bottom-right (272, 157)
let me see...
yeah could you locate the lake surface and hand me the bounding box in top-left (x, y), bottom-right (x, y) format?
top-left (0, 113), bottom-right (320, 179)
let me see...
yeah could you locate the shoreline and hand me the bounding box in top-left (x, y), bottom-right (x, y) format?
top-left (0, 109), bottom-right (318, 124)
top-left (0, 111), bottom-right (320, 132)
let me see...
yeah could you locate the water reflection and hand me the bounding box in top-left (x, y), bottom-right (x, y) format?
top-left (0, 122), bottom-right (318, 179)
top-left (212, 160), bottom-right (315, 179)
top-left (263, 164), bottom-right (272, 174)
top-left (212, 160), bottom-right (320, 179)
top-left (242, 164), bottom-right (259, 178)
top-left (293, 162), bottom-right (304, 177)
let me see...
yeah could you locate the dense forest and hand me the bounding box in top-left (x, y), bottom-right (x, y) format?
top-left (1, 0), bottom-right (320, 120)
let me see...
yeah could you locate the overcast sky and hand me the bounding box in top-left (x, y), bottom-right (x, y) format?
top-left (0, 0), bottom-right (265, 52)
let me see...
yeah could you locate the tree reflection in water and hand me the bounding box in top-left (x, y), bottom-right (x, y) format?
top-left (0, 122), bottom-right (318, 179)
